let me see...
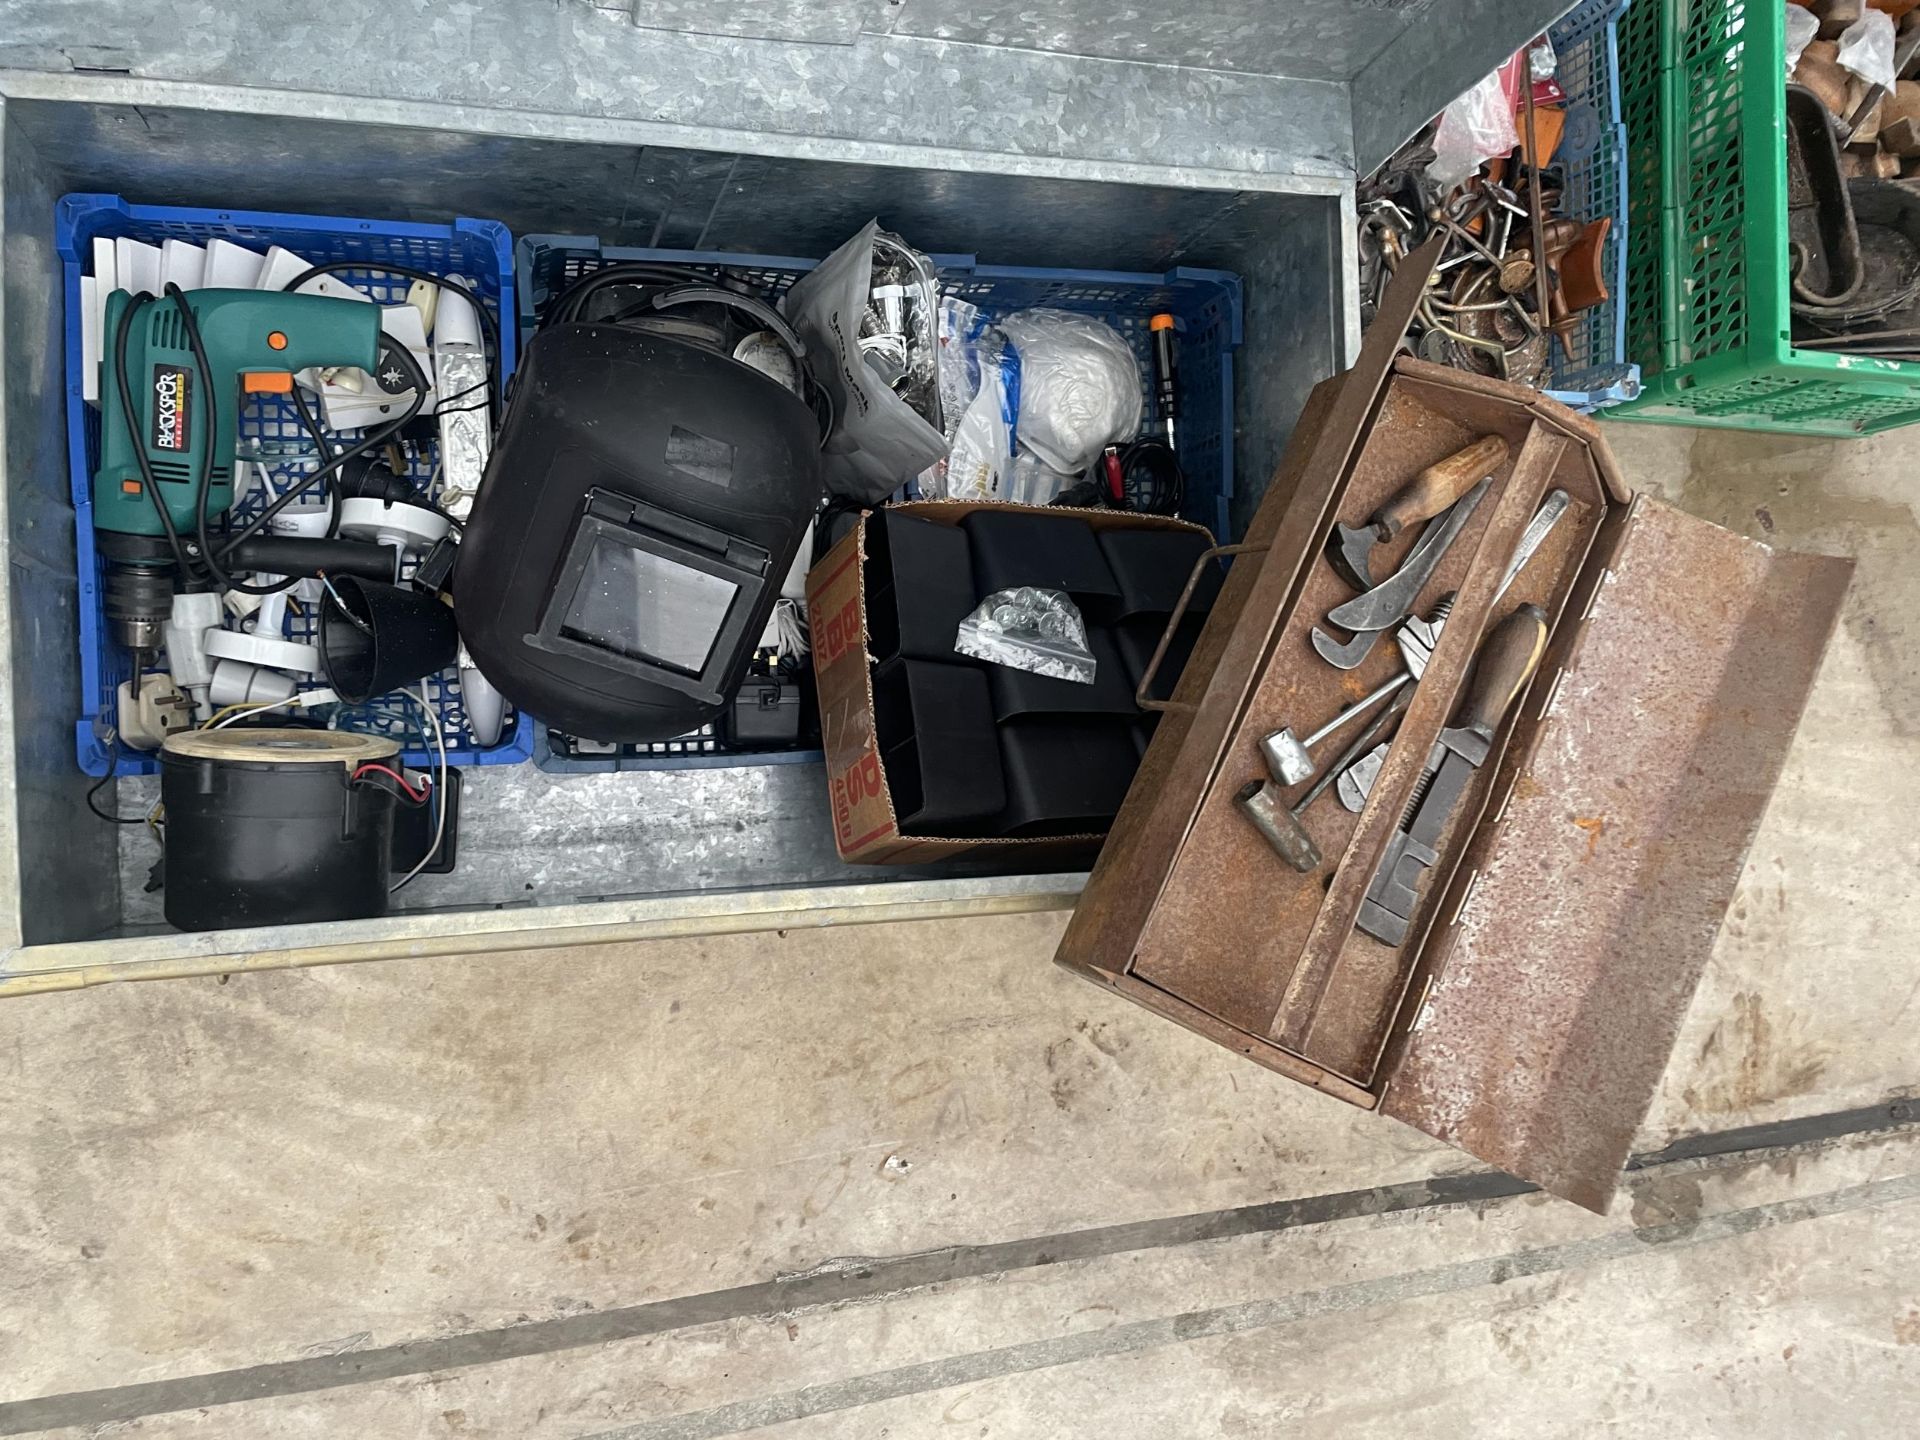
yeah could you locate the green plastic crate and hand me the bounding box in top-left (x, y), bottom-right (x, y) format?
top-left (1609, 0), bottom-right (1920, 435)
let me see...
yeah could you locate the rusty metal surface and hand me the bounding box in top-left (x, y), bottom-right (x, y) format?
top-left (1055, 237), bottom-right (1446, 987)
top-left (1296, 453), bottom-right (1604, 1082)
top-left (1380, 498), bottom-right (1854, 1212)
top-left (1126, 372), bottom-right (1610, 1053)
top-left (1266, 423), bottom-right (1568, 1057)
top-left (1127, 383), bottom-right (1527, 1030)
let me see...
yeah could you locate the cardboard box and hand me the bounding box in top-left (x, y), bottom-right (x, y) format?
top-left (807, 499), bottom-right (1212, 864)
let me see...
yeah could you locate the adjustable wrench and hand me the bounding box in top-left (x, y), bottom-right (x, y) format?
top-left (1357, 605), bottom-right (1549, 947)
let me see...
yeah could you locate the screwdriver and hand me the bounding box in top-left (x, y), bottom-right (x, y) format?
top-left (1149, 312), bottom-right (1178, 450)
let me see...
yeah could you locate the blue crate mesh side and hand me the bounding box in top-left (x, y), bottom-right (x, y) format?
top-left (518, 241), bottom-right (1241, 767)
top-left (516, 239), bottom-right (810, 328)
top-left (921, 274), bottom-right (1229, 536)
top-left (67, 207), bottom-right (519, 777)
top-left (1550, 0), bottom-right (1624, 53)
top-left (519, 243), bottom-right (1233, 532)
top-left (1547, 0), bottom-right (1636, 400)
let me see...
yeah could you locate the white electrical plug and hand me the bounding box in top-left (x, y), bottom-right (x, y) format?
top-left (116, 675), bottom-right (195, 750)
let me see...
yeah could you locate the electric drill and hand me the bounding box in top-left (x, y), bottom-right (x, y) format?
top-left (93, 288), bottom-right (384, 667)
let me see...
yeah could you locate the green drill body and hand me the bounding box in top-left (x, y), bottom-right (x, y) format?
top-left (94, 288), bottom-right (383, 546)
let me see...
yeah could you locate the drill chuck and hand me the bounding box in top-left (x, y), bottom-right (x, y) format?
top-left (103, 562), bottom-right (174, 652)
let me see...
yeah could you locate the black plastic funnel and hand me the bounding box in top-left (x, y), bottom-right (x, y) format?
top-left (319, 576), bottom-right (458, 703)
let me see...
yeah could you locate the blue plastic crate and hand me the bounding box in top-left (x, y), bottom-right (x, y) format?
top-left (1542, 0), bottom-right (1642, 411)
top-left (57, 195), bottom-right (530, 777)
top-left (515, 234), bottom-right (1244, 774)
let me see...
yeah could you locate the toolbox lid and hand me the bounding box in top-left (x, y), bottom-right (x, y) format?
top-left (1377, 495), bottom-right (1852, 1210)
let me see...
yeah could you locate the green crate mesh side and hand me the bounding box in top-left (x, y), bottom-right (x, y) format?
top-left (1679, 0), bottom-right (1753, 70)
top-left (1613, 0), bottom-right (1920, 432)
top-left (1619, 0), bottom-right (1666, 378)
top-left (1672, 4), bottom-right (1752, 369)
top-left (1645, 372), bottom-right (1920, 429)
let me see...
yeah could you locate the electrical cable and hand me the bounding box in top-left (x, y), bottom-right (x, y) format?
top-left (329, 697), bottom-right (430, 749)
top-left (1108, 438), bottom-right (1184, 515)
top-left (162, 282), bottom-right (387, 598)
top-left (352, 761), bottom-right (429, 805)
top-left (390, 685), bottom-right (447, 894)
top-left (286, 384), bottom-right (343, 541)
top-left (109, 293), bottom-right (199, 580)
top-left (1051, 438), bottom-right (1185, 515)
top-left (199, 701), bottom-right (258, 731)
top-left (426, 378), bottom-right (489, 416)
top-left (208, 695), bottom-right (304, 729)
top-left (211, 334), bottom-right (429, 565)
top-left (553, 273), bottom-right (806, 359)
top-left (357, 773), bottom-right (431, 809)
top-left (320, 572), bottom-right (377, 636)
top-left (85, 733), bottom-right (150, 825)
top-left (543, 262), bottom-right (714, 326)
top-left (281, 262), bottom-right (503, 429)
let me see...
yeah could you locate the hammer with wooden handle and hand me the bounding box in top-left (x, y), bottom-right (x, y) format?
top-left (1327, 435), bottom-right (1509, 591)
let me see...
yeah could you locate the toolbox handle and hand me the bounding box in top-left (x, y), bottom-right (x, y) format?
top-left (1134, 542), bottom-right (1264, 713)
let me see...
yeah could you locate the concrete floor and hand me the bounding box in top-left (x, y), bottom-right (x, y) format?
top-left (3, 419), bottom-right (1919, 1436)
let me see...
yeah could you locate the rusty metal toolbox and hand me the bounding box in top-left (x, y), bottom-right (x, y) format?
top-left (1056, 251), bottom-right (1854, 1212)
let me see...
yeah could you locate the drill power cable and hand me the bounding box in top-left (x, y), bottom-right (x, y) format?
top-left (206, 328), bottom-right (431, 575)
top-left (111, 286), bottom-right (431, 598)
top-left (109, 293), bottom-right (199, 582)
top-left (390, 685), bottom-right (448, 894)
top-left (285, 383), bottom-right (344, 542)
top-left (282, 262), bottom-right (503, 429)
top-left (85, 732), bottom-right (149, 825)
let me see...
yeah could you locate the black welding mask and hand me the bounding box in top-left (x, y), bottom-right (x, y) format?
top-left (454, 316), bottom-right (822, 743)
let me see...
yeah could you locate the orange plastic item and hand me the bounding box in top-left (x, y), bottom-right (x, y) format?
top-left (1149, 313), bottom-right (1175, 332)
top-left (243, 371), bottom-right (294, 394)
top-left (1559, 217), bottom-right (1612, 312)
top-left (1520, 104), bottom-right (1566, 169)
top-left (267, 330), bottom-right (288, 351)
top-left (121, 480), bottom-right (142, 495)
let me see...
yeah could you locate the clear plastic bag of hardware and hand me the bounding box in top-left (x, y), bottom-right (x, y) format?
top-left (954, 587), bottom-right (1096, 684)
top-left (926, 297), bottom-right (1023, 501)
top-left (783, 219), bottom-right (947, 503)
top-left (866, 229), bottom-right (942, 428)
